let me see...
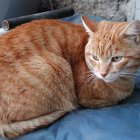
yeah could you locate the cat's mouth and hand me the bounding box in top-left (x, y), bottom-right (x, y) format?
top-left (101, 78), bottom-right (117, 83)
top-left (93, 71), bottom-right (118, 83)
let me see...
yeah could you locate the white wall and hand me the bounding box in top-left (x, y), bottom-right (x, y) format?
top-left (135, 0), bottom-right (140, 20)
top-left (55, 0), bottom-right (136, 21)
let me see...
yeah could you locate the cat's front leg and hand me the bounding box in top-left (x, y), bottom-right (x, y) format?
top-left (78, 96), bottom-right (117, 108)
top-left (78, 91), bottom-right (118, 108)
top-left (77, 78), bottom-right (134, 108)
top-left (77, 79), bottom-right (128, 108)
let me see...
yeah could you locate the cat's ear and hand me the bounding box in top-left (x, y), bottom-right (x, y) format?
top-left (81, 16), bottom-right (94, 36)
top-left (120, 20), bottom-right (140, 45)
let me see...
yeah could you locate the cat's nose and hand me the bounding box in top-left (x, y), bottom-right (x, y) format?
top-left (101, 73), bottom-right (108, 77)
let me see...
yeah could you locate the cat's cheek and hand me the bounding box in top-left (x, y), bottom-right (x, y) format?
top-left (111, 65), bottom-right (120, 72)
top-left (112, 58), bottom-right (128, 70)
top-left (86, 58), bottom-right (96, 71)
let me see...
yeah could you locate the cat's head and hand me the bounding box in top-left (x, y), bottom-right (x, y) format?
top-left (82, 16), bottom-right (140, 83)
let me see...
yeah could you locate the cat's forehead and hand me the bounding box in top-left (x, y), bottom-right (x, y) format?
top-left (92, 21), bottom-right (128, 45)
top-left (89, 38), bottom-right (121, 57)
top-left (96, 21), bottom-right (127, 34)
top-left (88, 22), bottom-right (128, 56)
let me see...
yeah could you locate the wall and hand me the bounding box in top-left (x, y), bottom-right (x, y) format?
top-left (135, 0), bottom-right (140, 20)
top-left (52, 0), bottom-right (136, 21)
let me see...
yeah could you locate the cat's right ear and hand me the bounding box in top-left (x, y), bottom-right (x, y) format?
top-left (120, 20), bottom-right (140, 45)
top-left (81, 16), bottom-right (94, 37)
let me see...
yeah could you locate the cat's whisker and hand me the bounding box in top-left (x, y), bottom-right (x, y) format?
top-left (82, 71), bottom-right (93, 75)
top-left (122, 69), bottom-right (138, 73)
top-left (119, 70), bottom-right (138, 74)
top-left (119, 73), bottom-right (137, 80)
top-left (120, 72), bottom-right (137, 76)
top-left (122, 66), bottom-right (138, 70)
top-left (81, 73), bottom-right (96, 90)
top-left (120, 76), bottom-right (135, 79)
top-left (84, 74), bottom-right (95, 83)
top-left (120, 73), bottom-right (138, 77)
top-left (90, 76), bottom-right (97, 85)
top-left (83, 73), bottom-right (94, 78)
top-left (86, 76), bottom-right (94, 83)
top-left (119, 77), bottom-right (135, 81)
top-left (120, 70), bottom-right (138, 75)
top-left (82, 71), bottom-right (95, 81)
top-left (121, 72), bottom-right (137, 75)
top-left (81, 73), bottom-right (94, 81)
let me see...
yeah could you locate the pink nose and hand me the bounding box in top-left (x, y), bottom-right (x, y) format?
top-left (101, 73), bottom-right (108, 77)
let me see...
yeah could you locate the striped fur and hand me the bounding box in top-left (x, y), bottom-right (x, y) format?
top-left (0, 111), bottom-right (66, 138)
top-left (77, 17), bottom-right (140, 108)
top-left (0, 18), bottom-right (140, 138)
top-left (0, 19), bottom-right (87, 138)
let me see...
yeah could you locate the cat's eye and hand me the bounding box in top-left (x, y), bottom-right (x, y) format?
top-left (92, 55), bottom-right (99, 61)
top-left (112, 56), bottom-right (122, 62)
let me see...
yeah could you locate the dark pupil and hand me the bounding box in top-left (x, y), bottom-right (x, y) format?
top-left (113, 56), bottom-right (120, 62)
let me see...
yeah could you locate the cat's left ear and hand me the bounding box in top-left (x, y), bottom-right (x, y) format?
top-left (120, 20), bottom-right (140, 44)
top-left (81, 16), bottom-right (94, 37)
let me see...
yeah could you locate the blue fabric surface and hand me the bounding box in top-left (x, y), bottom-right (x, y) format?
top-left (0, 15), bottom-right (140, 140)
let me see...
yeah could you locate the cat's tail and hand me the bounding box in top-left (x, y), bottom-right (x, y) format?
top-left (0, 111), bottom-right (66, 139)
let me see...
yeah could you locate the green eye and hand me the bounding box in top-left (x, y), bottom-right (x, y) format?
top-left (92, 55), bottom-right (99, 61)
top-left (112, 56), bottom-right (122, 62)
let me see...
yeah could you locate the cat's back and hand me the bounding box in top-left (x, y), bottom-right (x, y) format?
top-left (0, 19), bottom-right (85, 46)
top-left (0, 19), bottom-right (84, 123)
top-left (0, 19), bottom-right (86, 63)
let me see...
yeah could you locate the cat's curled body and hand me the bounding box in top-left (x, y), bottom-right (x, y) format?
top-left (0, 19), bottom-right (85, 138)
top-left (0, 17), bottom-right (140, 138)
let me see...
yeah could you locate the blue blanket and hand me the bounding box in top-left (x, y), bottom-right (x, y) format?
top-left (1, 15), bottom-right (140, 140)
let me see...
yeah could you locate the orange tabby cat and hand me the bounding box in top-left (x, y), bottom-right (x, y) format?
top-left (0, 17), bottom-right (140, 138)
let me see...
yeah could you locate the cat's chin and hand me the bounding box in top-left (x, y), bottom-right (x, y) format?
top-left (103, 79), bottom-right (117, 83)
top-left (97, 77), bottom-right (118, 83)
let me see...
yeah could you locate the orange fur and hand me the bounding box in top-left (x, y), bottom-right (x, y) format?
top-left (0, 18), bottom-right (140, 138)
top-left (0, 19), bottom-right (87, 138)
top-left (79, 17), bottom-right (140, 108)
